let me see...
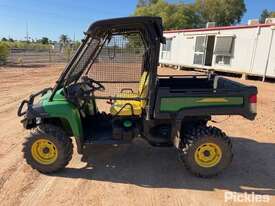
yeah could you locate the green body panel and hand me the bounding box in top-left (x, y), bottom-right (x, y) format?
top-left (41, 89), bottom-right (83, 138)
top-left (160, 97), bottom-right (244, 112)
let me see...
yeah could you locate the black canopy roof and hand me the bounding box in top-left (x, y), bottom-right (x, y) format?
top-left (86, 16), bottom-right (165, 43)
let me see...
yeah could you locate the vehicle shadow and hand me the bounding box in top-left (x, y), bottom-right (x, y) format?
top-left (54, 137), bottom-right (275, 195)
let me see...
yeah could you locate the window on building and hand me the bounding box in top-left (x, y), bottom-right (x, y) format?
top-left (214, 36), bottom-right (234, 65)
top-left (195, 36), bottom-right (206, 53)
top-left (162, 38), bottom-right (172, 51)
top-left (215, 56), bottom-right (231, 65)
top-left (214, 36), bottom-right (234, 56)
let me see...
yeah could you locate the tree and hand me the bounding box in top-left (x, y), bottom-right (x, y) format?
top-left (134, 0), bottom-right (201, 29)
top-left (1, 37), bottom-right (7, 41)
top-left (134, 0), bottom-right (247, 29)
top-left (37, 37), bottom-right (49, 44)
top-left (137, 0), bottom-right (147, 7)
top-left (260, 9), bottom-right (275, 23)
top-left (39, 37), bottom-right (49, 44)
top-left (194, 0), bottom-right (246, 26)
top-left (137, 0), bottom-right (159, 7)
top-left (59, 34), bottom-right (69, 45)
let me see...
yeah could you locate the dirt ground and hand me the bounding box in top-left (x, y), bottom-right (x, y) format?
top-left (0, 64), bottom-right (274, 206)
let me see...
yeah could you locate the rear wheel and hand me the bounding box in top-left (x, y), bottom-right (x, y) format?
top-left (22, 124), bottom-right (73, 173)
top-left (179, 126), bottom-right (233, 178)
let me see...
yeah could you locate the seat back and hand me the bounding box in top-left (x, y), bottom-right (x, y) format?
top-left (138, 71), bottom-right (149, 108)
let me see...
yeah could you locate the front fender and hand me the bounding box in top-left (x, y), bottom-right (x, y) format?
top-left (42, 99), bottom-right (83, 138)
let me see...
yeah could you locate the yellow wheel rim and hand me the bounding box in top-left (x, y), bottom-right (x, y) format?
top-left (31, 139), bottom-right (58, 165)
top-left (194, 142), bottom-right (222, 168)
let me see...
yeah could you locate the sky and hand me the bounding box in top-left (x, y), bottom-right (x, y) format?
top-left (0, 0), bottom-right (275, 41)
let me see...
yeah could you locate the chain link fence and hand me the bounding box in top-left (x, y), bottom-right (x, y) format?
top-left (5, 46), bottom-right (76, 66)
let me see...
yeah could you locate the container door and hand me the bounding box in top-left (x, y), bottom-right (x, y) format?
top-left (193, 36), bottom-right (207, 65)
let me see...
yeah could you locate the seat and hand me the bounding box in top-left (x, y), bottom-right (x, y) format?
top-left (110, 71), bottom-right (149, 116)
top-left (110, 100), bottom-right (142, 116)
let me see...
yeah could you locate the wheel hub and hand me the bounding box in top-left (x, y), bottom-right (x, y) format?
top-left (31, 139), bottom-right (58, 165)
top-left (203, 150), bottom-right (210, 157)
top-left (42, 147), bottom-right (50, 154)
top-left (194, 142), bottom-right (222, 168)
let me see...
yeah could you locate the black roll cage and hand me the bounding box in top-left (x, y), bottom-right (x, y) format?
top-left (49, 16), bottom-right (165, 119)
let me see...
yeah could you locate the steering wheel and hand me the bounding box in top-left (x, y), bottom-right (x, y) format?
top-left (82, 76), bottom-right (105, 92)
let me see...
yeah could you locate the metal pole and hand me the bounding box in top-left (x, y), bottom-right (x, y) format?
top-left (26, 21), bottom-right (29, 42)
top-left (263, 26), bottom-right (275, 82)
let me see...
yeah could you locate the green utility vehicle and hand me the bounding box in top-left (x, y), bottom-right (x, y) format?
top-left (18, 17), bottom-right (257, 177)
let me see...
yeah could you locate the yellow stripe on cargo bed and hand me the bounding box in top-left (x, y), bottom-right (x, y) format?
top-left (196, 98), bottom-right (229, 103)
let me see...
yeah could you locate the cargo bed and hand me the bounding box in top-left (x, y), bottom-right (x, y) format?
top-left (154, 75), bottom-right (257, 120)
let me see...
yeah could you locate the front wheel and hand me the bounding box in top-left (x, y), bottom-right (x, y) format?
top-left (179, 126), bottom-right (233, 178)
top-left (22, 125), bottom-right (73, 173)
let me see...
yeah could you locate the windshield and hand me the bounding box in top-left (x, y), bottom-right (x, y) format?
top-left (63, 37), bottom-right (105, 85)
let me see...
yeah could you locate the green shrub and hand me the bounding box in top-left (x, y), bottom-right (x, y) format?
top-left (0, 43), bottom-right (9, 64)
top-left (0, 41), bottom-right (51, 51)
top-left (64, 45), bottom-right (74, 62)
